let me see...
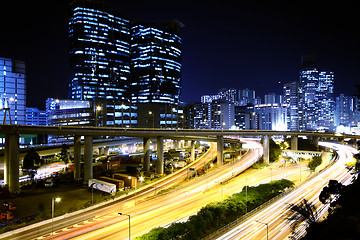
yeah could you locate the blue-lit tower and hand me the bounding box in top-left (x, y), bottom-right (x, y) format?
top-left (130, 20), bottom-right (184, 128)
top-left (298, 55), bottom-right (335, 131)
top-left (130, 20), bottom-right (183, 105)
top-left (69, 0), bottom-right (136, 127)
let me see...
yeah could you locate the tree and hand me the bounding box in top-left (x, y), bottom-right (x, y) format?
top-left (269, 138), bottom-right (282, 162)
top-left (307, 155), bottom-right (322, 171)
top-left (319, 180), bottom-right (344, 206)
top-left (58, 144), bottom-right (70, 164)
top-left (286, 199), bottom-right (318, 233)
top-left (23, 147), bottom-right (41, 170)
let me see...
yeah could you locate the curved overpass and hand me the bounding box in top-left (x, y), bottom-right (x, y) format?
top-left (1, 124), bottom-right (358, 192)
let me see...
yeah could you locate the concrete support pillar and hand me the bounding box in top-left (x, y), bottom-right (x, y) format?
top-left (143, 138), bottom-right (151, 172)
top-left (338, 137), bottom-right (345, 144)
top-left (291, 135), bottom-right (298, 151)
top-left (98, 147), bottom-right (103, 155)
top-left (8, 134), bottom-right (19, 193)
top-left (313, 136), bottom-right (319, 150)
top-left (217, 135), bottom-right (224, 166)
top-left (4, 134), bottom-right (9, 185)
top-left (190, 140), bottom-right (195, 162)
top-left (174, 140), bottom-right (179, 149)
top-left (73, 135), bottom-right (81, 181)
top-left (263, 135), bottom-right (269, 165)
top-left (84, 136), bottom-right (93, 182)
top-left (104, 147), bottom-right (109, 156)
top-left (157, 136), bottom-right (164, 175)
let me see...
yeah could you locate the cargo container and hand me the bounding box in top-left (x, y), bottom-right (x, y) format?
top-left (88, 179), bottom-right (116, 195)
top-left (98, 176), bottom-right (125, 190)
top-left (113, 173), bottom-right (137, 188)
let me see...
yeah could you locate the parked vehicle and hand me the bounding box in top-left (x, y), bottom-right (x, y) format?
top-left (88, 179), bottom-right (116, 195)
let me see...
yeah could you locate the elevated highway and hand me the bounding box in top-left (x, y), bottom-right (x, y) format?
top-left (1, 124), bottom-right (358, 192)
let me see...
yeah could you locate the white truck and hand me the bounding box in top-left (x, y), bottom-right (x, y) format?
top-left (88, 179), bottom-right (116, 195)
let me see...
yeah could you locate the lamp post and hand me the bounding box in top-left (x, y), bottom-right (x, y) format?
top-left (95, 105), bottom-right (102, 127)
top-left (118, 213), bottom-right (130, 240)
top-left (51, 197), bottom-right (61, 239)
top-left (148, 110), bottom-right (154, 128)
top-left (255, 220), bottom-right (269, 240)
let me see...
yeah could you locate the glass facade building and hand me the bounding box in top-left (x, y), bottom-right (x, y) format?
top-left (69, 0), bottom-right (130, 102)
top-left (0, 57), bottom-right (26, 125)
top-left (68, 0), bottom-right (136, 127)
top-left (130, 20), bottom-right (183, 105)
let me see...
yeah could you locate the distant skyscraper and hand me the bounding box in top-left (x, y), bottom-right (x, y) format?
top-left (298, 55), bottom-right (335, 131)
top-left (284, 82), bottom-right (300, 131)
top-left (238, 88), bottom-right (255, 106)
top-left (130, 20), bottom-right (183, 105)
top-left (219, 88), bottom-right (237, 104)
top-left (0, 57), bottom-right (26, 125)
top-left (335, 94), bottom-right (359, 130)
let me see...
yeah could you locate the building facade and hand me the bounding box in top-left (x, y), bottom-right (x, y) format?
top-left (0, 57), bottom-right (26, 125)
top-left (335, 94), bottom-right (359, 134)
top-left (69, 0), bottom-right (131, 102)
top-left (26, 107), bottom-right (47, 126)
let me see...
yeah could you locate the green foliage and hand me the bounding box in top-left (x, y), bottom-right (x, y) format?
top-left (269, 139), bottom-right (282, 162)
top-left (23, 147), bottom-right (42, 170)
top-left (58, 144), bottom-right (70, 164)
top-left (308, 156), bottom-right (322, 171)
top-left (135, 179), bottom-right (294, 240)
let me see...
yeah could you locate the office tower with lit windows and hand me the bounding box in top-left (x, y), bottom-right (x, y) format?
top-left (297, 55), bottom-right (335, 131)
top-left (130, 20), bottom-right (183, 128)
top-left (284, 82), bottom-right (301, 131)
top-left (335, 94), bottom-right (359, 133)
top-left (68, 0), bottom-right (136, 127)
top-left (0, 57), bottom-right (26, 125)
top-left (238, 88), bottom-right (256, 106)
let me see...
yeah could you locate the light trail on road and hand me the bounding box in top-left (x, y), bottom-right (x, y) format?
top-left (26, 139), bottom-right (264, 240)
top-left (38, 139), bottom-right (310, 240)
top-left (215, 142), bottom-right (357, 240)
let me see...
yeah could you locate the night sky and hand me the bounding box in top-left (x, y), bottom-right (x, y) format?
top-left (0, 1), bottom-right (359, 109)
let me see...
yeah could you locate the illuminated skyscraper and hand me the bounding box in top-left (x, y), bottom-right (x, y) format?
top-left (69, 0), bottom-right (136, 127)
top-left (130, 20), bottom-right (183, 128)
top-left (298, 55), bottom-right (334, 131)
top-left (130, 20), bottom-right (183, 105)
top-left (69, 0), bottom-right (130, 101)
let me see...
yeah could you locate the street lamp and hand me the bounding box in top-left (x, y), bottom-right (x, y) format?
top-left (148, 110), bottom-right (154, 128)
top-left (118, 213), bottom-right (131, 240)
top-left (95, 105), bottom-right (102, 127)
top-left (255, 220), bottom-right (269, 240)
top-left (51, 197), bottom-right (61, 239)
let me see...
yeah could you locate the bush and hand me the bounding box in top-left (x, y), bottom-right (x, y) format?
top-left (308, 156), bottom-right (322, 171)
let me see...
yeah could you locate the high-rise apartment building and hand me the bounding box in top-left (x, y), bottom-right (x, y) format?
top-left (0, 57), bottom-right (26, 125)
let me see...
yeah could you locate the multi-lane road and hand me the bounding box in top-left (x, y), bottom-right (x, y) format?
top-left (215, 142), bottom-right (357, 240)
top-left (1, 140), bottom-right (355, 240)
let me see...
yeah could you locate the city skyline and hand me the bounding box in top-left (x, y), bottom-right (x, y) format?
top-left (0, 1), bottom-right (359, 109)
